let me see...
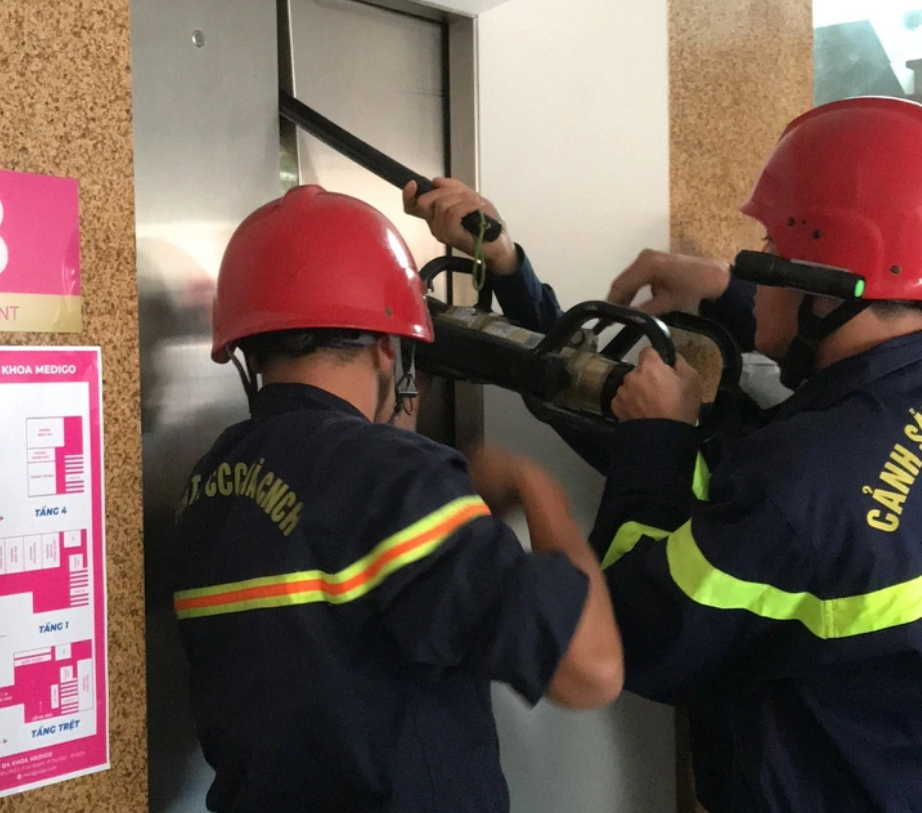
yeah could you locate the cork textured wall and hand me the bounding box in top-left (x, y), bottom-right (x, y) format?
top-left (669, 2), bottom-right (813, 811)
top-left (670, 0), bottom-right (814, 260)
top-left (0, 2), bottom-right (146, 812)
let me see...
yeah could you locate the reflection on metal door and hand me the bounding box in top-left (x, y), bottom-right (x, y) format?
top-left (134, 1), bottom-right (465, 810)
top-left (132, 0), bottom-right (280, 810)
top-left (285, 0), bottom-right (448, 266)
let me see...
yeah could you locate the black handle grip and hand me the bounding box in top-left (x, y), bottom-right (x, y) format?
top-left (732, 250), bottom-right (865, 300)
top-left (419, 255), bottom-right (494, 310)
top-left (280, 89), bottom-right (502, 243)
top-left (536, 301), bottom-right (676, 366)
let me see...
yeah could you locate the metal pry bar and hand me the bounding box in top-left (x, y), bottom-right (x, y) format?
top-left (279, 88), bottom-right (503, 242)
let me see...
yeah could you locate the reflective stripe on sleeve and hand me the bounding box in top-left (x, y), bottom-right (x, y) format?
top-left (666, 521), bottom-right (922, 639)
top-left (692, 454), bottom-right (710, 501)
top-left (600, 454), bottom-right (709, 570)
top-left (174, 495), bottom-right (490, 620)
top-left (603, 517), bottom-right (922, 637)
top-left (601, 522), bottom-right (670, 570)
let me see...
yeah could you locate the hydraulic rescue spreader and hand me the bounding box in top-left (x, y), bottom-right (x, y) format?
top-left (415, 257), bottom-right (742, 438)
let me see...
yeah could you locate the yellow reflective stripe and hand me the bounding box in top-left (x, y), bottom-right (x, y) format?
top-left (692, 454), bottom-right (710, 501)
top-left (174, 495), bottom-right (490, 619)
top-left (667, 521), bottom-right (922, 638)
top-left (601, 522), bottom-right (670, 570)
top-left (602, 454), bottom-right (709, 570)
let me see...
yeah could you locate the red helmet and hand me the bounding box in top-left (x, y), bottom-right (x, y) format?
top-left (741, 96), bottom-right (922, 301)
top-left (212, 184), bottom-right (433, 363)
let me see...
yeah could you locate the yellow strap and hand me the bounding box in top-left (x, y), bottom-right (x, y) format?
top-left (666, 521), bottom-right (922, 639)
top-left (174, 495), bottom-right (490, 620)
top-left (471, 209), bottom-right (487, 291)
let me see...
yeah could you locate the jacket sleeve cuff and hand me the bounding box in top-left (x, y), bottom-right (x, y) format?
top-left (489, 246), bottom-right (563, 333)
top-left (606, 419), bottom-right (699, 498)
top-left (700, 276), bottom-right (757, 352)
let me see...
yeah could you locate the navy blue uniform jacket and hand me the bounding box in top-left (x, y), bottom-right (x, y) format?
top-left (173, 383), bottom-right (588, 813)
top-left (491, 248), bottom-right (922, 813)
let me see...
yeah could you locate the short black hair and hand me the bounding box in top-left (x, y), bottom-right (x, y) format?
top-left (869, 300), bottom-right (922, 318)
top-left (236, 328), bottom-right (378, 369)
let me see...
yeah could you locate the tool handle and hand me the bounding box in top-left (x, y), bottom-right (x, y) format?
top-left (411, 178), bottom-right (503, 242)
top-left (280, 89), bottom-right (502, 242)
top-left (538, 301), bottom-right (676, 366)
top-left (419, 256), bottom-right (494, 310)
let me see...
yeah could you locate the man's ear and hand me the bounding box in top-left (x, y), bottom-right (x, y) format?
top-left (372, 335), bottom-right (397, 371)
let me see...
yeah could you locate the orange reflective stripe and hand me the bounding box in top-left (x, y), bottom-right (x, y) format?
top-left (174, 496), bottom-right (490, 619)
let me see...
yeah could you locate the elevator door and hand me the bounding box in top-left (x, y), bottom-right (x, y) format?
top-left (287, 0), bottom-right (448, 265)
top-left (134, 2), bottom-right (459, 810)
top-left (284, 0), bottom-right (457, 444)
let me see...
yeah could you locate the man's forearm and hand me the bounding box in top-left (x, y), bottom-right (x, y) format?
top-left (516, 465), bottom-right (623, 707)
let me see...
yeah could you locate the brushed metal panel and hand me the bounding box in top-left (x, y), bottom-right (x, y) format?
top-left (131, 1), bottom-right (280, 810)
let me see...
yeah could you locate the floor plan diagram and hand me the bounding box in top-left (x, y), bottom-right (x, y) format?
top-left (0, 348), bottom-right (107, 797)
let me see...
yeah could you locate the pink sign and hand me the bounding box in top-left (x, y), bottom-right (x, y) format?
top-left (0, 348), bottom-right (108, 798)
top-left (0, 169), bottom-right (82, 333)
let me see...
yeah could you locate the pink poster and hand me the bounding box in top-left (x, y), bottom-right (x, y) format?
top-left (0, 348), bottom-right (108, 797)
top-left (0, 169), bottom-right (82, 333)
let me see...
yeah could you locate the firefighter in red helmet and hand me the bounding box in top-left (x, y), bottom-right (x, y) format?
top-left (408, 98), bottom-right (922, 813)
top-left (173, 184), bottom-right (622, 813)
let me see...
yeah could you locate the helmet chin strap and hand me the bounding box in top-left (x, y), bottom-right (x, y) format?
top-left (390, 336), bottom-right (418, 420)
top-left (230, 349), bottom-right (260, 413)
top-left (780, 295), bottom-right (870, 389)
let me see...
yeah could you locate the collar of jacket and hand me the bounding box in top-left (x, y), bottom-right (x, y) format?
top-left (777, 330), bottom-right (922, 419)
top-left (251, 382), bottom-right (367, 421)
